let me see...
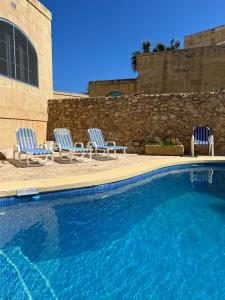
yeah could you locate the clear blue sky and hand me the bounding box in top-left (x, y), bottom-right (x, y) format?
top-left (41, 0), bottom-right (225, 93)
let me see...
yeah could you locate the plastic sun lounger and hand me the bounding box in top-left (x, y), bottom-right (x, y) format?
top-left (87, 128), bottom-right (127, 158)
top-left (54, 128), bottom-right (92, 162)
top-left (13, 128), bottom-right (53, 166)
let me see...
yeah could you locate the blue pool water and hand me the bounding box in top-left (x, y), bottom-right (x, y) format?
top-left (1, 165), bottom-right (225, 299)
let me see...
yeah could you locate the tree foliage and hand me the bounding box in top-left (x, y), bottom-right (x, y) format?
top-left (131, 38), bottom-right (181, 72)
top-left (131, 51), bottom-right (141, 72)
top-left (142, 41), bottom-right (151, 53)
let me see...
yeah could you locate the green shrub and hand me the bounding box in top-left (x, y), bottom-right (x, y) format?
top-left (147, 136), bottom-right (182, 146)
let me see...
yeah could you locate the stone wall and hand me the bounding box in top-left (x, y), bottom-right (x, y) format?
top-left (185, 25), bottom-right (225, 48)
top-left (88, 79), bottom-right (138, 97)
top-left (0, 0), bottom-right (52, 148)
top-left (48, 92), bottom-right (225, 155)
top-left (136, 45), bottom-right (225, 94)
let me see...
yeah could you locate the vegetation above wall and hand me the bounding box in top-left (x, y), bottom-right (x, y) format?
top-left (146, 136), bottom-right (183, 146)
top-left (131, 38), bottom-right (181, 72)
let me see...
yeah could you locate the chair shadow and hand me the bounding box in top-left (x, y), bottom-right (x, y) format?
top-left (92, 155), bottom-right (118, 161)
top-left (54, 154), bottom-right (117, 163)
top-left (54, 156), bottom-right (93, 164)
top-left (7, 159), bottom-right (47, 168)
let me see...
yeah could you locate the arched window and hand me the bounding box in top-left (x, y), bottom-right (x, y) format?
top-left (0, 19), bottom-right (38, 87)
top-left (107, 91), bottom-right (123, 97)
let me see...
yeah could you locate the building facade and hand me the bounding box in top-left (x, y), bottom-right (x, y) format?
top-left (88, 79), bottom-right (137, 97)
top-left (0, 0), bottom-right (53, 148)
top-left (53, 91), bottom-right (89, 100)
top-left (89, 25), bottom-right (225, 97)
top-left (184, 25), bottom-right (225, 48)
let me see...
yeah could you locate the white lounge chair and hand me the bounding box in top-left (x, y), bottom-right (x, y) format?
top-left (87, 128), bottom-right (127, 158)
top-left (13, 128), bottom-right (53, 166)
top-left (54, 128), bottom-right (92, 162)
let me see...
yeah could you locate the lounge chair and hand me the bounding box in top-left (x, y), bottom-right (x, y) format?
top-left (13, 128), bottom-right (53, 165)
top-left (191, 126), bottom-right (214, 157)
top-left (54, 128), bottom-right (92, 162)
top-left (87, 128), bottom-right (127, 158)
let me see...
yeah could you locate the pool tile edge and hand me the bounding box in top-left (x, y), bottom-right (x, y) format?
top-left (0, 157), bottom-right (225, 198)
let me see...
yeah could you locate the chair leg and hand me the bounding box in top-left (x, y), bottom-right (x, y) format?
top-left (89, 149), bottom-right (92, 160)
top-left (211, 143), bottom-right (214, 156)
top-left (191, 141), bottom-right (194, 157)
top-left (48, 154), bottom-right (54, 165)
top-left (26, 154), bottom-right (30, 166)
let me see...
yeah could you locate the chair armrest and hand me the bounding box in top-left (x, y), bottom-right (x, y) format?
top-left (39, 143), bottom-right (47, 150)
top-left (74, 142), bottom-right (84, 148)
top-left (106, 141), bottom-right (116, 146)
top-left (54, 143), bottom-right (62, 151)
top-left (13, 144), bottom-right (20, 153)
top-left (209, 134), bottom-right (214, 144)
top-left (87, 141), bottom-right (97, 148)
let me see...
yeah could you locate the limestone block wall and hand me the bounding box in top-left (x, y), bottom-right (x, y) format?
top-left (88, 79), bottom-right (138, 97)
top-left (48, 92), bottom-right (225, 155)
top-left (185, 25), bottom-right (225, 49)
top-left (0, 0), bottom-right (53, 147)
top-left (53, 91), bottom-right (89, 100)
top-left (136, 45), bottom-right (225, 94)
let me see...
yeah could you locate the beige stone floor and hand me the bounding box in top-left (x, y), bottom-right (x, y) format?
top-left (0, 154), bottom-right (164, 182)
top-left (0, 154), bottom-right (225, 197)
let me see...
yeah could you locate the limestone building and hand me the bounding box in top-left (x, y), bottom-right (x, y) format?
top-left (0, 0), bottom-right (53, 148)
top-left (89, 25), bottom-right (225, 96)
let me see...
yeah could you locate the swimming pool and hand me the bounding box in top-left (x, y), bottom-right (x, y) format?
top-left (1, 164), bottom-right (225, 299)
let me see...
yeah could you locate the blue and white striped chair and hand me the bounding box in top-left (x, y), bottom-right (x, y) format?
top-left (13, 128), bottom-right (53, 165)
top-left (54, 128), bottom-right (92, 162)
top-left (191, 127), bottom-right (214, 157)
top-left (87, 128), bottom-right (127, 158)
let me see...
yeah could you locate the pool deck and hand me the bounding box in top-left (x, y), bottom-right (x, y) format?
top-left (0, 154), bottom-right (225, 197)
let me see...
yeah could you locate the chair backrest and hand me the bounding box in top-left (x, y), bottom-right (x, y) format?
top-left (54, 128), bottom-right (73, 149)
top-left (87, 128), bottom-right (106, 147)
top-left (193, 127), bottom-right (211, 145)
top-left (16, 128), bottom-right (38, 149)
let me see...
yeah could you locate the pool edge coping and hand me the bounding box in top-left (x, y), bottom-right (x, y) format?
top-left (1, 157), bottom-right (225, 198)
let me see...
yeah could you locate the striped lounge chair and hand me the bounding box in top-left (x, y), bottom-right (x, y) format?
top-left (191, 126), bottom-right (214, 157)
top-left (54, 128), bottom-right (92, 162)
top-left (13, 128), bottom-right (53, 165)
top-left (87, 128), bottom-right (127, 158)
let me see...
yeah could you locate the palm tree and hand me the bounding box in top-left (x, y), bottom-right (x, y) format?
top-left (131, 51), bottom-right (141, 72)
top-left (142, 41), bottom-right (151, 53)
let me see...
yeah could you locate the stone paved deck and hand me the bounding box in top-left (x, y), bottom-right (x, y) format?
top-left (0, 154), bottom-right (225, 197)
